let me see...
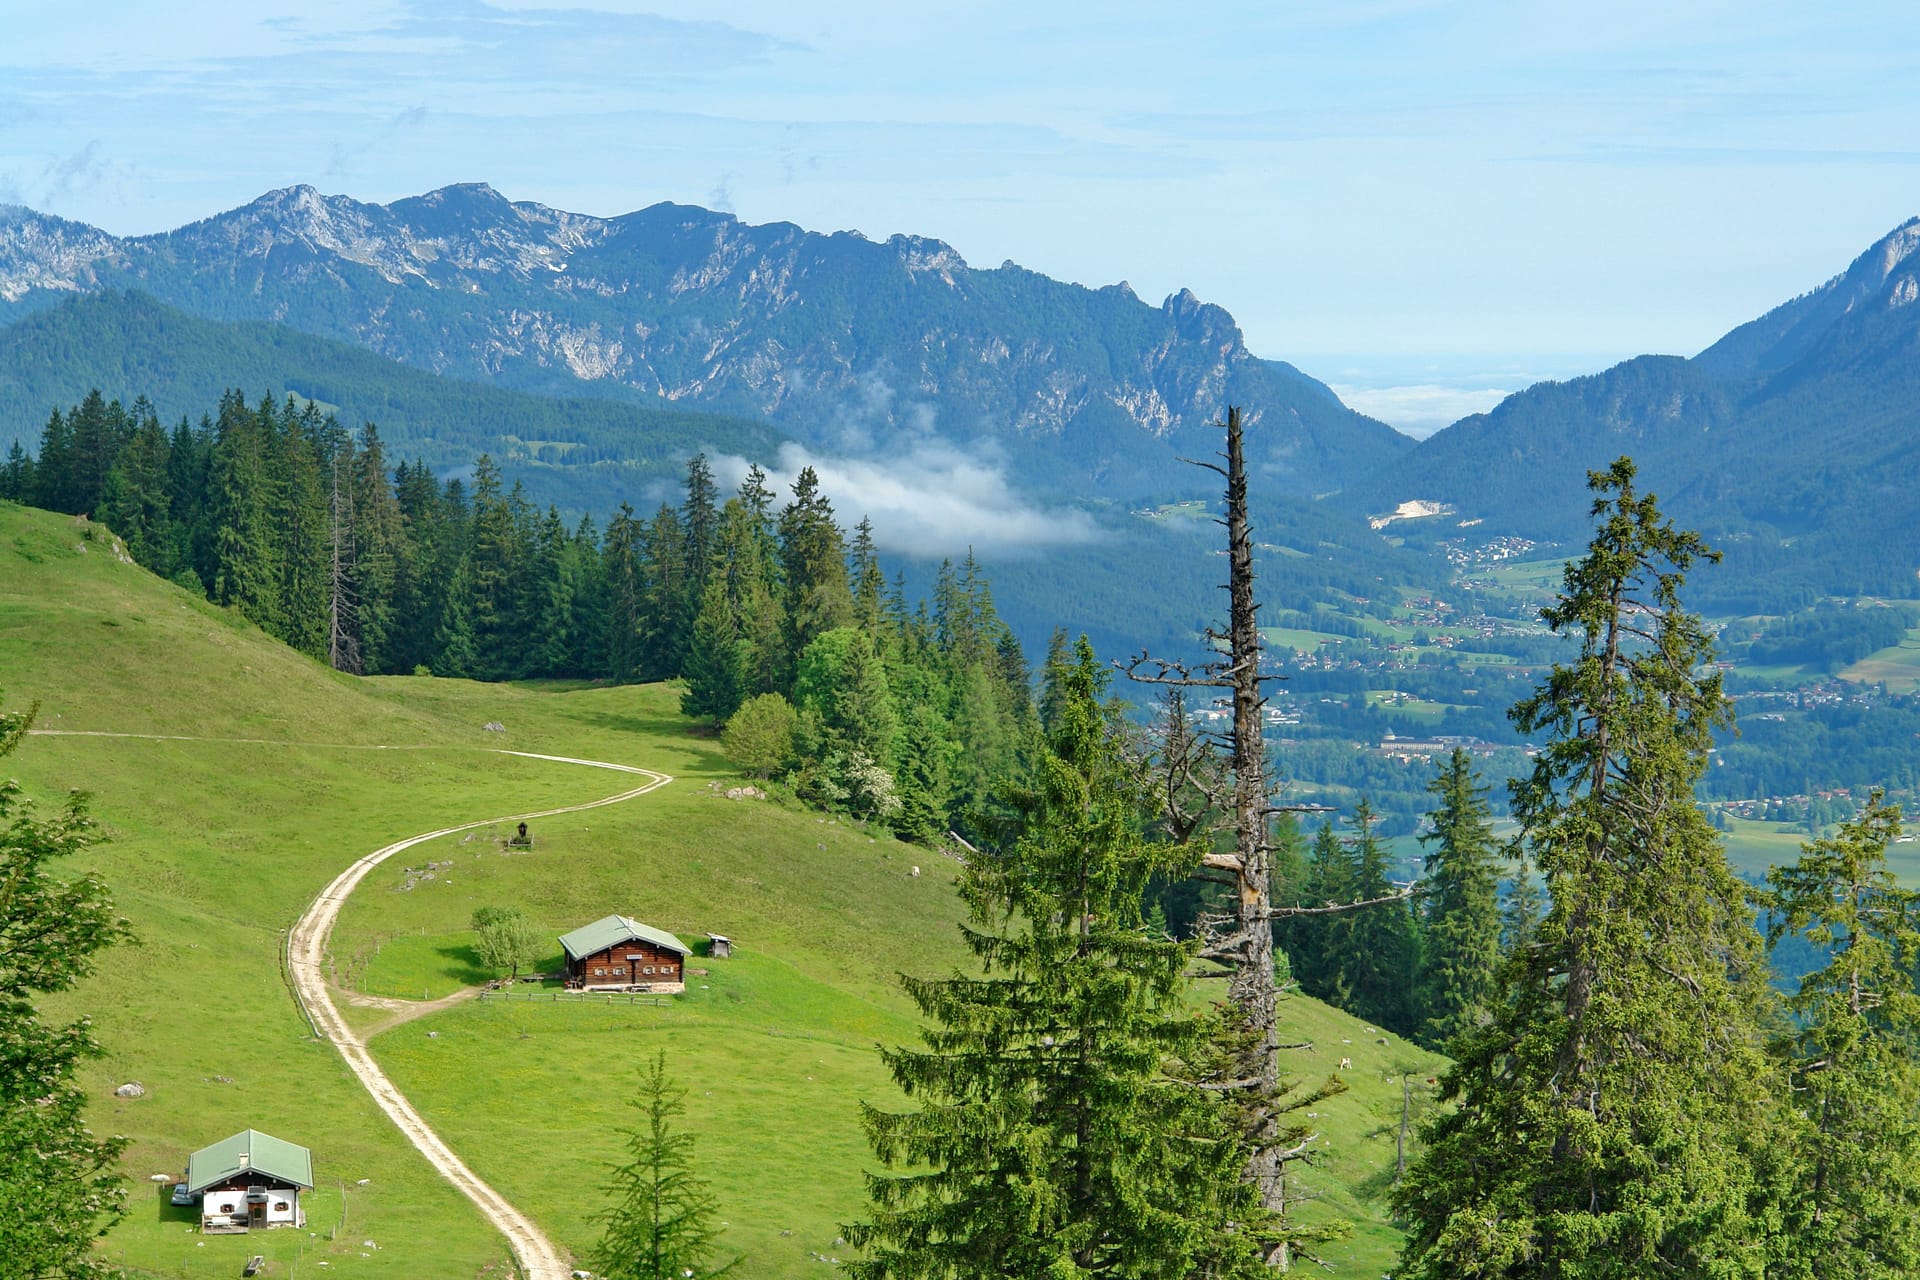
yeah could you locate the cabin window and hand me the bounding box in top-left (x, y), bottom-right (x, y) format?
top-left (274, 1201), bottom-right (290, 1212)
top-left (592, 968), bottom-right (605, 976)
top-left (643, 966), bottom-right (654, 974)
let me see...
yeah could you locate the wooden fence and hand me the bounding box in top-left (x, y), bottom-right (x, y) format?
top-left (476, 989), bottom-right (669, 1007)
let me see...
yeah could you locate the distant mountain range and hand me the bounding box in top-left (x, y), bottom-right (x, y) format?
top-left (3, 187), bottom-right (1918, 621)
top-left (1347, 218), bottom-right (1920, 607)
top-left (0, 185), bottom-right (1409, 500)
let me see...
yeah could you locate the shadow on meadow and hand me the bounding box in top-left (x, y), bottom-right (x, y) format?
top-left (434, 940), bottom-right (494, 987)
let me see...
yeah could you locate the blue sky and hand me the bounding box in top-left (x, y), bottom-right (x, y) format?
top-left (5, 1), bottom-right (1918, 434)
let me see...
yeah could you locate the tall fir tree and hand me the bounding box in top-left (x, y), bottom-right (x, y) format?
top-left (592, 1052), bottom-right (741, 1280)
top-left (208, 392), bottom-right (283, 634)
top-left (1340, 798), bottom-right (1420, 1035)
top-left (778, 466), bottom-right (854, 677)
top-left (1415, 749), bottom-right (1503, 1049)
top-left (0, 440), bottom-right (35, 503)
top-left (1393, 458), bottom-right (1778, 1280)
top-left (845, 639), bottom-right (1266, 1279)
top-left (1763, 793), bottom-right (1920, 1279)
top-left (640, 503), bottom-right (691, 681)
top-left (349, 425), bottom-right (406, 674)
top-left (1287, 820), bottom-right (1357, 1006)
top-left (602, 504), bottom-right (646, 683)
top-left (464, 456), bottom-right (519, 680)
top-left (680, 577), bottom-right (749, 725)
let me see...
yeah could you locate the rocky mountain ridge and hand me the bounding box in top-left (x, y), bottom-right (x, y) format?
top-left (0, 184), bottom-right (1409, 498)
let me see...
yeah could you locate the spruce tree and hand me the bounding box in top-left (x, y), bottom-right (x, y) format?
top-left (844, 639), bottom-right (1265, 1279)
top-left (1415, 749), bottom-right (1502, 1048)
top-left (1500, 848), bottom-right (1543, 953)
top-left (778, 467), bottom-right (854, 673)
top-left (681, 577), bottom-right (749, 725)
top-left (640, 503), bottom-right (691, 680)
top-left (0, 440), bottom-right (34, 503)
top-left (1763, 792), bottom-right (1920, 1279)
top-left (99, 414), bottom-right (176, 575)
top-left (208, 392), bottom-right (283, 634)
top-left (602, 504), bottom-right (646, 683)
top-left (1288, 820), bottom-right (1357, 1005)
top-left (349, 425), bottom-right (406, 674)
top-left (31, 407), bottom-right (77, 514)
top-left (1393, 458), bottom-right (1776, 1280)
top-left (1341, 799), bottom-right (1420, 1035)
top-left (592, 1052), bottom-right (740, 1280)
top-left (465, 456), bottom-right (519, 680)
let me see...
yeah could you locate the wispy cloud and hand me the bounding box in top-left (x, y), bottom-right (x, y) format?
top-left (713, 437), bottom-right (1100, 559)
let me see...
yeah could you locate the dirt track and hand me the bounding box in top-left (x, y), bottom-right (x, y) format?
top-left (282, 749), bottom-right (673, 1280)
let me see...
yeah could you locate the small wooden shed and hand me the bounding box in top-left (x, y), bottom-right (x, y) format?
top-left (187, 1129), bottom-right (313, 1233)
top-left (706, 932), bottom-right (733, 958)
top-left (560, 915), bottom-right (691, 992)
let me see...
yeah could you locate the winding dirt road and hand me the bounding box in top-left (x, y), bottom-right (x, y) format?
top-left (32, 732), bottom-right (673, 1280)
top-left (285, 749), bottom-right (674, 1280)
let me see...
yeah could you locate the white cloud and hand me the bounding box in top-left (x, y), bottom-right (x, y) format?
top-left (712, 439), bottom-right (1100, 559)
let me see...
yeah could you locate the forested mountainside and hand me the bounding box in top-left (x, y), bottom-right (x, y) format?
top-left (0, 186), bottom-right (1410, 499)
top-left (1347, 218), bottom-right (1920, 611)
top-left (0, 291), bottom-right (1427, 661)
top-left (0, 290), bottom-right (784, 512)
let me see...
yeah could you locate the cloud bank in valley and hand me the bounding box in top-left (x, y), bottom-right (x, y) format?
top-left (712, 438), bottom-right (1100, 561)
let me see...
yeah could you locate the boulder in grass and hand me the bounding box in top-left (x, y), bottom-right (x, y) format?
top-left (114, 1082), bottom-right (145, 1098)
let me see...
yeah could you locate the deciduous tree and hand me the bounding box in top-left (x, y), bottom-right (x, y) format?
top-left (0, 693), bottom-right (131, 1274)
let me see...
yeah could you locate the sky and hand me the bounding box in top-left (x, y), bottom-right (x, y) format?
top-left (4, 1), bottom-right (1919, 437)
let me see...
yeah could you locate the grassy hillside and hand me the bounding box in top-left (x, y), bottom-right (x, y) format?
top-left (0, 499), bottom-right (1440, 1277)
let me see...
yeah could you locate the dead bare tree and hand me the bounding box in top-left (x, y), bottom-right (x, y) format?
top-left (1126, 405), bottom-right (1412, 1268)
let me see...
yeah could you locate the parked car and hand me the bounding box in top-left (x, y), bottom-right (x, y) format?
top-left (170, 1182), bottom-right (194, 1207)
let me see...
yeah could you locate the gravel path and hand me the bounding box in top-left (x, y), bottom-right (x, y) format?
top-left (285, 749), bottom-right (673, 1280)
top-left (34, 731), bottom-right (674, 1275)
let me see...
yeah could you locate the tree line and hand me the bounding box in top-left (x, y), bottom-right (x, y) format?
top-left (1, 387), bottom-right (1038, 845)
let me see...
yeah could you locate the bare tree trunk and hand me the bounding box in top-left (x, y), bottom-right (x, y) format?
top-left (1127, 406), bottom-right (1409, 1269)
top-left (1216, 407), bottom-right (1292, 1261)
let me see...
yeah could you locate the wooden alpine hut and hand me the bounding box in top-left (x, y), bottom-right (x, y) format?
top-left (186, 1129), bottom-right (313, 1233)
top-left (560, 914), bottom-right (691, 992)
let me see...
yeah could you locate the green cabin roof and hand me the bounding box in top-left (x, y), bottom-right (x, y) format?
top-left (187, 1129), bottom-right (313, 1193)
top-left (559, 914), bottom-right (691, 961)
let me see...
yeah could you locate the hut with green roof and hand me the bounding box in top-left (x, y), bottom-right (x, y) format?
top-left (559, 914), bottom-right (690, 992)
top-left (186, 1129), bottom-right (313, 1233)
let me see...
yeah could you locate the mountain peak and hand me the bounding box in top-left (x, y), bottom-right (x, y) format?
top-left (1694, 214), bottom-right (1920, 381)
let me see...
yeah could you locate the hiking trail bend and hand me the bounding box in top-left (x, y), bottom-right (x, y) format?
top-left (34, 732), bottom-right (672, 1280)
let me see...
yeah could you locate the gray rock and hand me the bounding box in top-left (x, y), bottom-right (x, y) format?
top-left (114, 1082), bottom-right (145, 1098)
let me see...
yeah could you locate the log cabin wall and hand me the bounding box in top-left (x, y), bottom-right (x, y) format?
top-left (571, 941), bottom-right (684, 986)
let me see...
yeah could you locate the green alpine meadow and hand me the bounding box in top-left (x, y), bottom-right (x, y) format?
top-left (7, 13), bottom-right (1920, 1276)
